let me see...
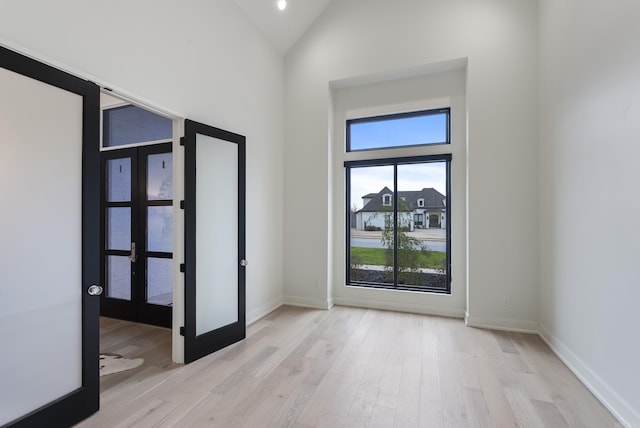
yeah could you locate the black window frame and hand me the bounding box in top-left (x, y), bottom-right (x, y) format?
top-left (345, 154), bottom-right (452, 294)
top-left (346, 107), bottom-right (450, 152)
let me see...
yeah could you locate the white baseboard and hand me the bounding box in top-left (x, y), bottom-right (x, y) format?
top-left (538, 324), bottom-right (639, 428)
top-left (464, 312), bottom-right (539, 334)
top-left (246, 297), bottom-right (284, 326)
top-left (283, 295), bottom-right (334, 310)
top-left (333, 296), bottom-right (465, 318)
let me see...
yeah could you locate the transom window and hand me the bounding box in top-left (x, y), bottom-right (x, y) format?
top-left (347, 108), bottom-right (450, 152)
top-left (102, 104), bottom-right (172, 148)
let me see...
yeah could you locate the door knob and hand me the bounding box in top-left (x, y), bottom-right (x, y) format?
top-left (88, 285), bottom-right (103, 296)
top-left (240, 259), bottom-right (248, 267)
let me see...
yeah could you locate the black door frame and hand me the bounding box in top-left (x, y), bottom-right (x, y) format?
top-left (1, 46), bottom-right (100, 427)
top-left (183, 119), bottom-right (246, 363)
top-left (100, 143), bottom-right (173, 328)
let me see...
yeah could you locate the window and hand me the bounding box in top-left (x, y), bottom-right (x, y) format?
top-left (103, 104), bottom-right (172, 148)
top-left (345, 107), bottom-right (452, 293)
top-left (347, 108), bottom-right (449, 152)
top-left (347, 156), bottom-right (450, 292)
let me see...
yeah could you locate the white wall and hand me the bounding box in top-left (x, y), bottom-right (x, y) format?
top-left (539, 0), bottom-right (640, 425)
top-left (284, 0), bottom-right (539, 329)
top-left (0, 0), bottom-right (285, 347)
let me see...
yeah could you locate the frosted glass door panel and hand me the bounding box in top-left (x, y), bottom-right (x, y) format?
top-left (148, 152), bottom-right (173, 200)
top-left (147, 258), bottom-right (173, 306)
top-left (107, 158), bottom-right (131, 202)
top-left (0, 67), bottom-right (83, 426)
top-left (147, 206), bottom-right (173, 252)
top-left (195, 134), bottom-right (238, 336)
top-left (107, 207), bottom-right (131, 250)
top-left (107, 256), bottom-right (132, 300)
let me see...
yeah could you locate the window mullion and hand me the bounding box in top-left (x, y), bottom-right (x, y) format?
top-left (393, 164), bottom-right (398, 287)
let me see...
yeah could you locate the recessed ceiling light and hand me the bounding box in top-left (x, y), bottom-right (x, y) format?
top-left (277, 0), bottom-right (287, 11)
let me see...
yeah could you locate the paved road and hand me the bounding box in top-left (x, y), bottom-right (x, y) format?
top-left (351, 237), bottom-right (446, 252)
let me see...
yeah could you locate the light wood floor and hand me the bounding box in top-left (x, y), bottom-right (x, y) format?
top-left (97, 317), bottom-right (174, 393)
top-left (77, 306), bottom-right (621, 427)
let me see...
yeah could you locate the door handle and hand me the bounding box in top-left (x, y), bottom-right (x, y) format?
top-left (88, 285), bottom-right (103, 296)
top-left (129, 242), bottom-right (136, 262)
top-left (240, 259), bottom-right (248, 267)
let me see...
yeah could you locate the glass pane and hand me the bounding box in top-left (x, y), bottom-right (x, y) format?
top-left (397, 162), bottom-right (447, 289)
top-left (1, 67), bottom-right (83, 425)
top-left (147, 206), bottom-right (173, 253)
top-left (147, 152), bottom-right (173, 200)
top-left (106, 158), bottom-right (131, 202)
top-left (103, 105), bottom-right (172, 147)
top-left (107, 207), bottom-right (131, 251)
top-left (196, 133), bottom-right (238, 335)
top-left (147, 258), bottom-right (173, 306)
top-left (349, 165), bottom-right (394, 286)
top-left (107, 256), bottom-right (131, 300)
top-left (348, 110), bottom-right (448, 151)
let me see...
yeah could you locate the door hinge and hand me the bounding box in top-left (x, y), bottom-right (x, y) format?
top-left (180, 200), bottom-right (185, 210)
top-left (180, 263), bottom-right (186, 273)
top-left (180, 136), bottom-right (185, 146)
top-left (180, 326), bottom-right (185, 336)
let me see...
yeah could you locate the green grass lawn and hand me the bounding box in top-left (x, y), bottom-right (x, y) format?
top-left (350, 246), bottom-right (445, 270)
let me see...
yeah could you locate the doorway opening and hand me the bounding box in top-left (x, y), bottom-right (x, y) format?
top-left (98, 92), bottom-right (174, 390)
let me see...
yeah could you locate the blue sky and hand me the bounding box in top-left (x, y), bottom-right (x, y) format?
top-left (349, 112), bottom-right (447, 151)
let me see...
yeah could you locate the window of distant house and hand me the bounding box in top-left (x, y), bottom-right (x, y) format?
top-left (345, 108), bottom-right (451, 293)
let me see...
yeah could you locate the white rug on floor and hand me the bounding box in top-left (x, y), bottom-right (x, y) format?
top-left (99, 353), bottom-right (144, 376)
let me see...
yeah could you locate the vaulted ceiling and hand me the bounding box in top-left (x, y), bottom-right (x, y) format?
top-left (232, 0), bottom-right (333, 54)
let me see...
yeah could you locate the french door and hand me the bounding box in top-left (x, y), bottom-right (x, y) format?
top-left (100, 143), bottom-right (173, 328)
top-left (1, 46), bottom-right (100, 427)
top-left (182, 119), bottom-right (246, 363)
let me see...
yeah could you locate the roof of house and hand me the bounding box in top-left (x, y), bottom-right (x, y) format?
top-left (358, 186), bottom-right (445, 212)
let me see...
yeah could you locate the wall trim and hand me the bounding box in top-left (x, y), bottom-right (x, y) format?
top-left (538, 324), bottom-right (639, 428)
top-left (465, 311), bottom-right (539, 334)
top-left (246, 298), bottom-right (284, 326)
top-left (334, 296), bottom-right (464, 318)
top-left (283, 295), bottom-right (334, 310)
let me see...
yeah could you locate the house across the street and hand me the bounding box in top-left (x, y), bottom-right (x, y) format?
top-left (355, 186), bottom-right (446, 231)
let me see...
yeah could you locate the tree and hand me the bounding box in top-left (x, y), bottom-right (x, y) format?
top-left (379, 198), bottom-right (430, 284)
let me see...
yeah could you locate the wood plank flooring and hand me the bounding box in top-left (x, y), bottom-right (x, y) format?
top-left (77, 306), bottom-right (622, 427)
top-left (98, 317), bottom-right (175, 393)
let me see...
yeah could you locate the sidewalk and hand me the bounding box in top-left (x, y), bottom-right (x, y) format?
top-left (351, 228), bottom-right (446, 242)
